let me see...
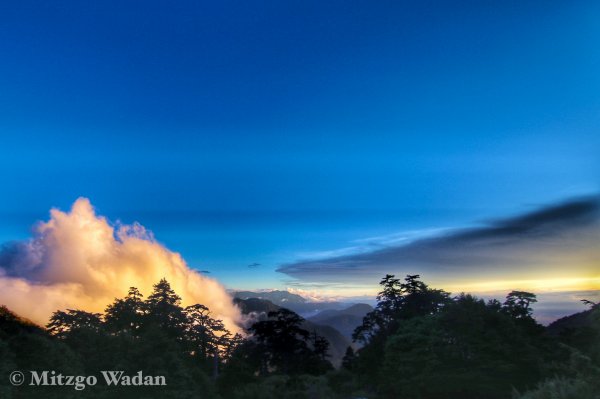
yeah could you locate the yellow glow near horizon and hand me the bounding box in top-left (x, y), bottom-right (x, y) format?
top-left (439, 276), bottom-right (600, 295)
top-left (305, 275), bottom-right (600, 301)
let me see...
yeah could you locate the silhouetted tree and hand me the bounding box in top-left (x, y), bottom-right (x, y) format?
top-left (250, 308), bottom-right (310, 374)
top-left (104, 286), bottom-right (145, 336)
top-left (351, 274), bottom-right (450, 391)
top-left (341, 346), bottom-right (356, 370)
top-left (185, 304), bottom-right (219, 359)
top-left (353, 274), bottom-right (450, 344)
top-left (248, 308), bottom-right (332, 376)
top-left (310, 330), bottom-right (331, 361)
top-left (145, 278), bottom-right (187, 340)
top-left (6, 274), bottom-right (595, 399)
top-left (502, 290), bottom-right (537, 320)
top-left (379, 293), bottom-right (548, 399)
top-left (47, 309), bottom-right (102, 338)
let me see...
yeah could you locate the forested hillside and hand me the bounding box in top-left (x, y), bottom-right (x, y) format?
top-left (1, 276), bottom-right (598, 399)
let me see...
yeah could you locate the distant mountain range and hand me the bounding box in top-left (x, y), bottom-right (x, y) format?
top-left (234, 290), bottom-right (307, 304)
top-left (232, 290), bottom-right (348, 317)
top-left (307, 303), bottom-right (373, 340)
top-left (233, 290), bottom-right (374, 366)
top-left (234, 296), bottom-right (372, 367)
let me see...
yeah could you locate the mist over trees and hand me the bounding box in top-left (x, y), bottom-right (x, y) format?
top-left (0, 275), bottom-right (599, 398)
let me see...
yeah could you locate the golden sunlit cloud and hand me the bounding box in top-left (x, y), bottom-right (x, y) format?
top-left (0, 198), bottom-right (242, 332)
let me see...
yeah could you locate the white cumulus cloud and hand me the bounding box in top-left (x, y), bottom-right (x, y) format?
top-left (0, 198), bottom-right (242, 333)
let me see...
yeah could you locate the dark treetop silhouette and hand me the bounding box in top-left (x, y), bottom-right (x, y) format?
top-left (1, 275), bottom-right (599, 399)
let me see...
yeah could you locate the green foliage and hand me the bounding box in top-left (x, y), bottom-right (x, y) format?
top-left (47, 309), bottom-right (103, 338)
top-left (353, 274), bottom-right (450, 344)
top-left (380, 294), bottom-right (546, 398)
top-left (0, 306), bottom-right (82, 398)
top-left (550, 299), bottom-right (600, 367)
top-left (326, 368), bottom-right (364, 398)
top-left (36, 279), bottom-right (226, 397)
top-left (309, 330), bottom-right (331, 361)
top-left (351, 274), bottom-right (451, 390)
top-left (104, 287), bottom-right (145, 336)
top-left (1, 274), bottom-right (599, 399)
top-left (249, 308), bottom-right (333, 375)
top-left (0, 340), bottom-right (15, 399)
top-left (230, 374), bottom-right (335, 399)
top-left (144, 278), bottom-right (188, 339)
top-left (514, 349), bottom-right (600, 399)
top-left (502, 291), bottom-right (545, 336)
top-left (514, 377), bottom-right (600, 399)
top-left (341, 346), bottom-right (356, 370)
top-left (503, 290), bottom-right (538, 319)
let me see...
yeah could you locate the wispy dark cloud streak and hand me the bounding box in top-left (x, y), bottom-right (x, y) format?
top-left (277, 196), bottom-right (600, 286)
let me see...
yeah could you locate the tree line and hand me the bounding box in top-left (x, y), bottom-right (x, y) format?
top-left (0, 275), bottom-right (598, 398)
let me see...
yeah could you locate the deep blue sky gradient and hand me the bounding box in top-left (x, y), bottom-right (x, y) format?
top-left (0, 1), bottom-right (599, 291)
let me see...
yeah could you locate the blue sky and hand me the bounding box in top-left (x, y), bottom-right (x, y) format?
top-left (0, 1), bottom-right (599, 306)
